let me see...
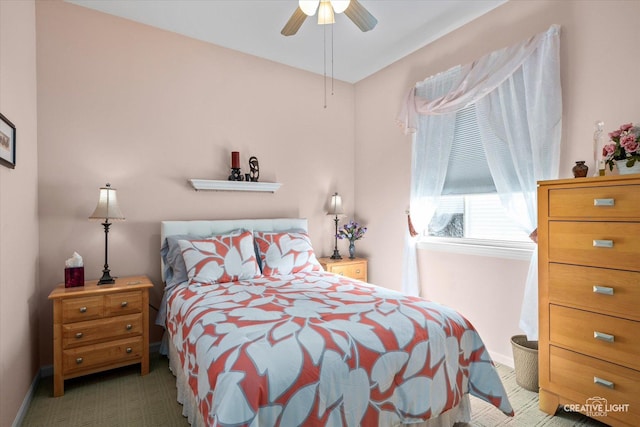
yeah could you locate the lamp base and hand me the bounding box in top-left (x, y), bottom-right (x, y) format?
top-left (330, 249), bottom-right (342, 260)
top-left (97, 269), bottom-right (115, 285)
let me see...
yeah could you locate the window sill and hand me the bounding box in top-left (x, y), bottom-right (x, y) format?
top-left (417, 237), bottom-right (535, 261)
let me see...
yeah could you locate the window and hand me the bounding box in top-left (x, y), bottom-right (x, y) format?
top-left (417, 87), bottom-right (534, 259)
top-left (427, 194), bottom-right (531, 242)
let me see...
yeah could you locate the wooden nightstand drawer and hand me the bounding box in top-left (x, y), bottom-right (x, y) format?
top-left (105, 291), bottom-right (142, 315)
top-left (318, 257), bottom-right (368, 282)
top-left (62, 336), bottom-right (143, 375)
top-left (62, 313), bottom-right (143, 349)
top-left (548, 185), bottom-right (640, 219)
top-left (62, 296), bottom-right (104, 323)
top-left (330, 263), bottom-right (366, 280)
top-left (550, 305), bottom-right (640, 370)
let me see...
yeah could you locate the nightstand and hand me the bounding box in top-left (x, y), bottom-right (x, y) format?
top-left (319, 257), bottom-right (368, 282)
top-left (48, 275), bottom-right (153, 397)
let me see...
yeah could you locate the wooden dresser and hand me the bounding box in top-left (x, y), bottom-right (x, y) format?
top-left (48, 275), bottom-right (153, 396)
top-left (318, 257), bottom-right (368, 282)
top-left (538, 175), bottom-right (640, 426)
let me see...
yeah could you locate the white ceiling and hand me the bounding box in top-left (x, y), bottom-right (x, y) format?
top-left (67, 0), bottom-right (507, 84)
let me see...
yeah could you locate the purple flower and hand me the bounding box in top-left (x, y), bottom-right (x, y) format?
top-left (337, 220), bottom-right (367, 242)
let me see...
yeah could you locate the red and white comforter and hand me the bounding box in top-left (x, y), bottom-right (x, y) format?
top-left (166, 271), bottom-right (513, 426)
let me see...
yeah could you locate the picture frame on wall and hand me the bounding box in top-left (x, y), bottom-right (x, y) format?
top-left (0, 113), bottom-right (16, 169)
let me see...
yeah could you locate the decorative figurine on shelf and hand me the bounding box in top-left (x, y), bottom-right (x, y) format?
top-left (228, 151), bottom-right (245, 181)
top-left (249, 156), bottom-right (260, 182)
top-left (229, 168), bottom-right (244, 181)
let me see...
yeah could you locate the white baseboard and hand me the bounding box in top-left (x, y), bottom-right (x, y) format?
top-left (489, 349), bottom-right (514, 369)
top-left (12, 370), bottom-right (40, 427)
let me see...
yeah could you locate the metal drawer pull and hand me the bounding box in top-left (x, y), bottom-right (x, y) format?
top-left (126, 324), bottom-right (133, 330)
top-left (120, 301), bottom-right (128, 307)
top-left (79, 306), bottom-right (87, 313)
top-left (355, 269), bottom-right (361, 274)
top-left (593, 198), bottom-right (615, 206)
top-left (76, 357), bottom-right (83, 364)
top-left (593, 240), bottom-right (613, 248)
top-left (75, 332), bottom-right (83, 339)
top-left (593, 285), bottom-right (614, 295)
top-left (594, 331), bottom-right (615, 343)
top-left (126, 347), bottom-right (133, 354)
top-left (594, 376), bottom-right (614, 389)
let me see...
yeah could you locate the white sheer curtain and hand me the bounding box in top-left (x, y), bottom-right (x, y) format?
top-left (398, 25), bottom-right (561, 339)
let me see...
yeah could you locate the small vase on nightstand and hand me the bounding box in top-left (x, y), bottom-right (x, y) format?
top-left (348, 241), bottom-right (356, 259)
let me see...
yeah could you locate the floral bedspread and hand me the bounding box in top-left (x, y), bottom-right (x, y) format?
top-left (166, 272), bottom-right (513, 426)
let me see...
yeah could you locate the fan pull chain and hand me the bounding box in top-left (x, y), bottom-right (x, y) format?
top-left (331, 23), bottom-right (334, 96)
top-left (323, 23), bottom-right (327, 109)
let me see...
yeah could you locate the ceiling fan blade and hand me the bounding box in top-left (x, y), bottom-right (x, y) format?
top-left (344, 0), bottom-right (377, 32)
top-left (281, 7), bottom-right (308, 36)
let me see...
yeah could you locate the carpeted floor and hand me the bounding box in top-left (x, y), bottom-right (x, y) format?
top-left (20, 353), bottom-right (607, 426)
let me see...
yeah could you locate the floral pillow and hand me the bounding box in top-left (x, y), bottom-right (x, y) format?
top-left (178, 230), bottom-right (261, 284)
top-left (254, 231), bottom-right (322, 276)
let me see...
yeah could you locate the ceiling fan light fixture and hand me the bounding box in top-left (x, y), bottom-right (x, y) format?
top-left (317, 1), bottom-right (335, 25)
top-left (299, 0), bottom-right (320, 16)
top-left (330, 0), bottom-right (350, 14)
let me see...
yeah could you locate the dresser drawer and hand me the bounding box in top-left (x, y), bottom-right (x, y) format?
top-left (549, 264), bottom-right (640, 320)
top-left (62, 296), bottom-right (104, 323)
top-left (548, 221), bottom-right (640, 271)
top-left (548, 184), bottom-right (640, 218)
top-left (550, 305), bottom-right (640, 370)
top-left (105, 291), bottom-right (142, 316)
top-left (62, 336), bottom-right (143, 375)
top-left (329, 263), bottom-right (366, 281)
top-left (62, 313), bottom-right (143, 349)
top-left (549, 346), bottom-right (640, 426)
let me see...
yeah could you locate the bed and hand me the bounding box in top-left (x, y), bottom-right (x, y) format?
top-left (158, 218), bottom-right (513, 427)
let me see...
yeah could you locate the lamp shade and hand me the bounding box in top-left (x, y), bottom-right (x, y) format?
top-left (317, 0), bottom-right (335, 24)
top-left (89, 183), bottom-right (125, 221)
top-left (327, 192), bottom-right (344, 215)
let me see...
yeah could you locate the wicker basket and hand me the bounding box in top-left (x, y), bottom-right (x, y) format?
top-left (510, 335), bottom-right (539, 392)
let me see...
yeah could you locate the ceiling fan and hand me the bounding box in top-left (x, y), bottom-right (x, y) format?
top-left (281, 0), bottom-right (378, 36)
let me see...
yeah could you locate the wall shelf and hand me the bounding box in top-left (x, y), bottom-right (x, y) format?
top-left (188, 179), bottom-right (282, 193)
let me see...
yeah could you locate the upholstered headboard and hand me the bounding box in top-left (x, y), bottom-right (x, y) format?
top-left (160, 218), bottom-right (308, 281)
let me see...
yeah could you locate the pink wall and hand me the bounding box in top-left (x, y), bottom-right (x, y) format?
top-left (0, 0), bottom-right (39, 424)
top-left (354, 0), bottom-right (640, 365)
top-left (2, 1), bottom-right (635, 422)
top-left (35, 0), bottom-right (355, 365)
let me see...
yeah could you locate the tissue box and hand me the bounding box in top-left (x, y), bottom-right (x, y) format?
top-left (64, 267), bottom-right (84, 288)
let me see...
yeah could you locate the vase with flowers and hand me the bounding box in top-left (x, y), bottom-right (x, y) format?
top-left (337, 220), bottom-right (367, 259)
top-left (603, 122), bottom-right (640, 175)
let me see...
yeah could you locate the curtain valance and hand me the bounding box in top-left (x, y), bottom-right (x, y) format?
top-left (397, 24), bottom-right (560, 134)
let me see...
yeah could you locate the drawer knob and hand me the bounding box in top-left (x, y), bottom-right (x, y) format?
top-left (594, 331), bottom-right (615, 343)
top-left (125, 324), bottom-right (133, 330)
top-left (126, 347), bottom-right (133, 354)
top-left (593, 239), bottom-right (613, 248)
top-left (594, 376), bottom-right (614, 389)
top-left (76, 357), bottom-right (83, 364)
top-left (355, 269), bottom-right (361, 274)
top-left (79, 306), bottom-right (87, 313)
top-left (75, 332), bottom-right (83, 339)
top-left (593, 198), bottom-right (615, 207)
top-left (120, 301), bottom-right (128, 308)
top-left (593, 285), bottom-right (614, 296)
